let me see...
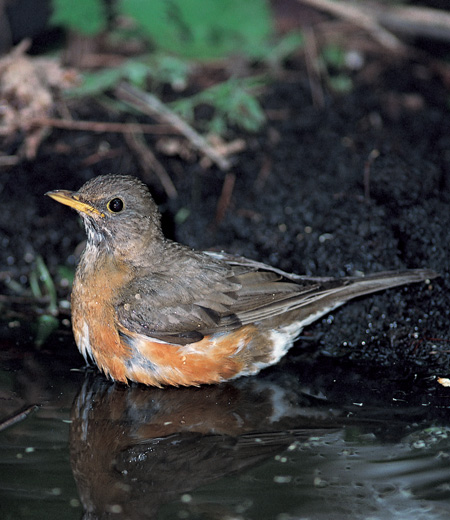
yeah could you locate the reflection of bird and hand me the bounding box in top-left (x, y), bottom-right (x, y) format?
top-left (70, 374), bottom-right (450, 520)
top-left (70, 373), bottom-right (338, 519)
top-left (47, 175), bottom-right (438, 386)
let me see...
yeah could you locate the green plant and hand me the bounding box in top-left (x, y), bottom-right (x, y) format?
top-left (171, 77), bottom-right (266, 134)
top-left (51, 0), bottom-right (303, 64)
top-left (29, 256), bottom-right (59, 346)
top-left (119, 0), bottom-right (273, 60)
top-left (321, 44), bottom-right (354, 93)
top-left (51, 0), bottom-right (274, 60)
top-left (66, 55), bottom-right (191, 98)
top-left (29, 256), bottom-right (58, 314)
top-left (52, 0), bottom-right (304, 134)
top-left (51, 0), bottom-right (107, 35)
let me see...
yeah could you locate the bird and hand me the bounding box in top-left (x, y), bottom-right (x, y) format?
top-left (46, 174), bottom-right (438, 387)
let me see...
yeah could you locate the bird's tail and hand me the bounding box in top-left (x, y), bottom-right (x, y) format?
top-left (283, 268), bottom-right (438, 329)
top-left (335, 268), bottom-right (437, 300)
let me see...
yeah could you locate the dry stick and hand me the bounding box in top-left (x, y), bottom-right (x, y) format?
top-left (0, 404), bottom-right (40, 433)
top-left (5, 38), bottom-right (31, 59)
top-left (375, 5), bottom-right (450, 43)
top-left (215, 172), bottom-right (236, 224)
top-left (115, 82), bottom-right (231, 171)
top-left (124, 131), bottom-right (178, 199)
top-left (0, 155), bottom-right (19, 166)
top-left (303, 26), bottom-right (325, 108)
top-left (0, 294), bottom-right (49, 304)
top-left (31, 117), bottom-right (178, 135)
top-left (298, 0), bottom-right (406, 52)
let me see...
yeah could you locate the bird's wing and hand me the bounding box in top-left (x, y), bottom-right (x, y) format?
top-left (114, 248), bottom-right (329, 345)
top-left (115, 247), bottom-right (436, 346)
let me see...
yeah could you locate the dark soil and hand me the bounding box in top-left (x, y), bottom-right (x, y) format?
top-left (1, 57), bottom-right (449, 376)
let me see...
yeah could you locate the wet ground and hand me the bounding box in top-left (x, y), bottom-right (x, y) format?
top-left (1, 51), bottom-right (450, 518)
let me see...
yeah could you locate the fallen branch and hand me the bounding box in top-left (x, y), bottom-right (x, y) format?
top-left (375, 5), bottom-right (450, 44)
top-left (115, 82), bottom-right (231, 171)
top-left (299, 0), bottom-right (406, 52)
top-left (0, 155), bottom-right (19, 166)
top-left (303, 26), bottom-right (325, 108)
top-left (215, 172), bottom-right (236, 225)
top-left (124, 130), bottom-right (178, 199)
top-left (299, 0), bottom-right (450, 49)
top-left (0, 404), bottom-right (40, 433)
top-left (30, 117), bottom-right (178, 135)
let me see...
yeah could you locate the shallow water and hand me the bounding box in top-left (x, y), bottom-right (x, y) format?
top-left (1, 326), bottom-right (450, 520)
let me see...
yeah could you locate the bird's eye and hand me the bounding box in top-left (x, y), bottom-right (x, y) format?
top-left (107, 197), bottom-right (124, 213)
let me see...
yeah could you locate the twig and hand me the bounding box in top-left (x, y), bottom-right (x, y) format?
top-left (115, 82), bottom-right (231, 171)
top-left (0, 293), bottom-right (50, 305)
top-left (215, 172), bottom-right (236, 224)
top-left (7, 38), bottom-right (31, 59)
top-left (301, 1), bottom-right (450, 48)
top-left (375, 5), bottom-right (450, 43)
top-left (0, 155), bottom-right (19, 166)
top-left (0, 404), bottom-right (39, 433)
top-left (363, 149), bottom-right (379, 202)
top-left (30, 117), bottom-right (178, 135)
top-left (82, 147), bottom-right (123, 166)
top-left (298, 0), bottom-right (406, 52)
top-left (303, 26), bottom-right (325, 108)
top-left (124, 131), bottom-right (178, 199)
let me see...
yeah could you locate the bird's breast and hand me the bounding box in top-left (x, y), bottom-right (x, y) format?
top-left (71, 249), bottom-right (134, 382)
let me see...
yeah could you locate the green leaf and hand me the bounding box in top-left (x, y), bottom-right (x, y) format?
top-left (35, 256), bottom-right (58, 315)
top-left (265, 31), bottom-right (304, 65)
top-left (228, 87), bottom-right (266, 132)
top-left (69, 68), bottom-right (124, 97)
top-left (328, 74), bottom-right (353, 93)
top-left (119, 0), bottom-right (273, 59)
top-left (148, 54), bottom-right (191, 90)
top-left (66, 61), bottom-right (152, 97)
top-left (50, 0), bottom-right (107, 35)
top-left (322, 45), bottom-right (347, 68)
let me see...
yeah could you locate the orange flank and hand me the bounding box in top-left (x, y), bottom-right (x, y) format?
top-left (117, 325), bottom-right (259, 387)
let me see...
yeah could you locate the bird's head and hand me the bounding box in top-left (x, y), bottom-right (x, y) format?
top-left (47, 175), bottom-right (164, 261)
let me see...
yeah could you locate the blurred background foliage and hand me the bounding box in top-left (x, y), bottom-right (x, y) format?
top-left (47, 0), bottom-right (304, 135)
top-left (51, 0), bottom-right (275, 59)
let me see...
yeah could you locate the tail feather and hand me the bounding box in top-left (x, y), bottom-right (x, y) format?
top-left (335, 268), bottom-right (438, 301)
top-left (268, 268), bottom-right (439, 330)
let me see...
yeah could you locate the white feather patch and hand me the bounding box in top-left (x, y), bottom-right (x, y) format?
top-left (234, 304), bottom-right (343, 378)
top-left (77, 320), bottom-right (93, 363)
top-left (267, 303), bottom-right (343, 365)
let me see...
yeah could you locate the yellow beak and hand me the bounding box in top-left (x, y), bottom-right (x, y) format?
top-left (46, 190), bottom-right (105, 218)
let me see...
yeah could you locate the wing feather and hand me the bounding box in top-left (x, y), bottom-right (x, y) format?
top-left (114, 244), bottom-right (436, 346)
